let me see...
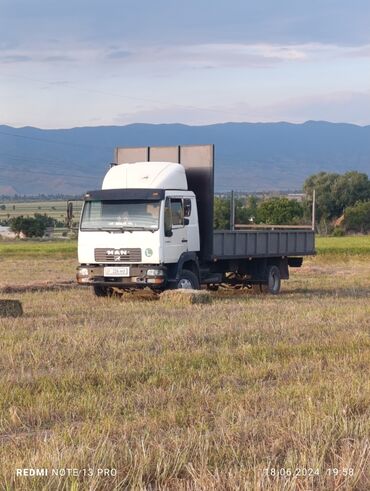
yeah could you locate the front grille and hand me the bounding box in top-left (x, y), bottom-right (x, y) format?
top-left (94, 248), bottom-right (142, 263)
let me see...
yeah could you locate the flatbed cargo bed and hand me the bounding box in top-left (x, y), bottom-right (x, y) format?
top-left (213, 229), bottom-right (315, 259)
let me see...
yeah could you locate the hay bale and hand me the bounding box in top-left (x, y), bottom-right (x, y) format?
top-left (160, 289), bottom-right (212, 305)
top-left (0, 299), bottom-right (23, 317)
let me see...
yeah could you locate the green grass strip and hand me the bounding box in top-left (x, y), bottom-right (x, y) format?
top-left (316, 236), bottom-right (370, 255)
top-left (0, 241), bottom-right (77, 257)
top-left (0, 236), bottom-right (369, 258)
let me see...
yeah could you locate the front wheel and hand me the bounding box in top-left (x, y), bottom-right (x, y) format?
top-left (260, 265), bottom-right (281, 294)
top-left (174, 270), bottom-right (200, 290)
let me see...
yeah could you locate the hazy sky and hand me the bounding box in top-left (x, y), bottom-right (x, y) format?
top-left (1, 0), bottom-right (370, 128)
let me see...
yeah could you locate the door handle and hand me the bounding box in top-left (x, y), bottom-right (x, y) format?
top-left (181, 239), bottom-right (188, 243)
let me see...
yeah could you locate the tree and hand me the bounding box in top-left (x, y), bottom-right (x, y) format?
top-left (10, 214), bottom-right (55, 237)
top-left (343, 201), bottom-right (370, 233)
top-left (10, 216), bottom-right (32, 237)
top-left (303, 172), bottom-right (340, 223)
top-left (235, 196), bottom-right (259, 224)
top-left (258, 197), bottom-right (304, 225)
top-left (214, 197), bottom-right (230, 229)
top-left (332, 172), bottom-right (370, 214)
top-left (304, 171), bottom-right (370, 223)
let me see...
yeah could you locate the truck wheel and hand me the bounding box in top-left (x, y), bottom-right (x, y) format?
top-left (92, 285), bottom-right (113, 297)
top-left (175, 270), bottom-right (200, 290)
top-left (260, 265), bottom-right (281, 294)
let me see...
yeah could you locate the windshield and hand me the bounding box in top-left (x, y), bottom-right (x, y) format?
top-left (80, 200), bottom-right (160, 231)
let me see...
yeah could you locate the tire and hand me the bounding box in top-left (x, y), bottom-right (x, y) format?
top-left (92, 285), bottom-right (113, 297)
top-left (175, 270), bottom-right (200, 290)
top-left (260, 265), bottom-right (281, 295)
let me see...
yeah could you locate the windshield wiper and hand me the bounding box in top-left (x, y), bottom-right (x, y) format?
top-left (118, 226), bottom-right (157, 233)
top-left (81, 227), bottom-right (121, 232)
top-left (81, 226), bottom-right (157, 233)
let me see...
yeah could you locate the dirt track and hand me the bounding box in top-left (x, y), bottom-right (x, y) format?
top-left (0, 280), bottom-right (78, 294)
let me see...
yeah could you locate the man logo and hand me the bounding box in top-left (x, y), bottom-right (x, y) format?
top-left (107, 249), bottom-right (129, 261)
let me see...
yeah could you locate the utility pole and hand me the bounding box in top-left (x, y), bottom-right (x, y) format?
top-left (230, 190), bottom-right (235, 231)
top-left (312, 189), bottom-right (316, 231)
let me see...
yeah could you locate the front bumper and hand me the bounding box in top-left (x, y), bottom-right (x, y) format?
top-left (76, 264), bottom-right (167, 288)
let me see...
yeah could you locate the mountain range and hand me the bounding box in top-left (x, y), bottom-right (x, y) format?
top-left (0, 121), bottom-right (369, 195)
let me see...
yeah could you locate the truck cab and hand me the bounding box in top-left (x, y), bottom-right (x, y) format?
top-left (77, 161), bottom-right (201, 294)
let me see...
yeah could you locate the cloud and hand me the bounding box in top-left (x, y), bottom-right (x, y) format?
top-left (98, 42), bottom-right (370, 72)
top-left (43, 55), bottom-right (75, 62)
top-left (160, 43), bottom-right (308, 68)
top-left (343, 45), bottom-right (370, 58)
top-left (2, 35), bottom-right (370, 71)
top-left (113, 91), bottom-right (370, 126)
top-left (1, 0), bottom-right (370, 48)
top-left (106, 50), bottom-right (132, 60)
top-left (47, 80), bottom-right (71, 86)
top-left (0, 41), bottom-right (20, 50)
top-left (0, 55), bottom-right (32, 63)
top-left (266, 91), bottom-right (370, 125)
top-left (0, 46), bottom-right (102, 66)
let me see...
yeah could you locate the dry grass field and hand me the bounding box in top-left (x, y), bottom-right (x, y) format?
top-left (0, 237), bottom-right (369, 490)
top-left (0, 200), bottom-right (82, 222)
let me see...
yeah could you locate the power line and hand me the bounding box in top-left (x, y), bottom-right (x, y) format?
top-left (1, 150), bottom-right (87, 166)
top-left (0, 152), bottom-right (102, 179)
top-left (0, 129), bottom-right (112, 151)
top-left (0, 164), bottom-right (101, 181)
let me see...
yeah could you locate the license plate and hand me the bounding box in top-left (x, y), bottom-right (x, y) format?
top-left (104, 266), bottom-right (130, 277)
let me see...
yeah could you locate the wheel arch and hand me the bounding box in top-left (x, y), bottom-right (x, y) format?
top-left (166, 252), bottom-right (200, 281)
top-left (266, 257), bottom-right (289, 280)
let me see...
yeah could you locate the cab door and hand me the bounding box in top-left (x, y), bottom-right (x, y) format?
top-left (163, 197), bottom-right (188, 263)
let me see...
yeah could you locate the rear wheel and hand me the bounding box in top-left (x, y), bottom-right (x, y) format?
top-left (92, 285), bottom-right (113, 297)
top-left (260, 265), bottom-right (281, 294)
top-left (175, 270), bottom-right (200, 290)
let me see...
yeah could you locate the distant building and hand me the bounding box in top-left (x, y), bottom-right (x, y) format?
top-left (0, 226), bottom-right (17, 239)
top-left (287, 193), bottom-right (305, 202)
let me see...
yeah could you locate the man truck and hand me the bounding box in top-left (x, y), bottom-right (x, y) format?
top-left (76, 144), bottom-right (315, 295)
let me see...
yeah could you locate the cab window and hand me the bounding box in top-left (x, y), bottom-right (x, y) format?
top-left (170, 199), bottom-right (184, 227)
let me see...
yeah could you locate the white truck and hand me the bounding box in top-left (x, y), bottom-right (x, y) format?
top-left (76, 144), bottom-right (315, 295)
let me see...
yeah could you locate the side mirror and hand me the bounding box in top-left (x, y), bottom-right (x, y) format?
top-left (67, 201), bottom-right (73, 221)
top-left (184, 218), bottom-right (189, 226)
top-left (67, 201), bottom-right (74, 229)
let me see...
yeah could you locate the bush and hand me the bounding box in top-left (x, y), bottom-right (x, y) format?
top-left (343, 201), bottom-right (370, 233)
top-left (258, 197), bottom-right (304, 225)
top-left (214, 197), bottom-right (230, 229)
top-left (332, 227), bottom-right (345, 237)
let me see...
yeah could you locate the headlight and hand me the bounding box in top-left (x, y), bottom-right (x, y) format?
top-left (77, 267), bottom-right (89, 277)
top-left (76, 267), bottom-right (91, 283)
top-left (147, 269), bottom-right (164, 276)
